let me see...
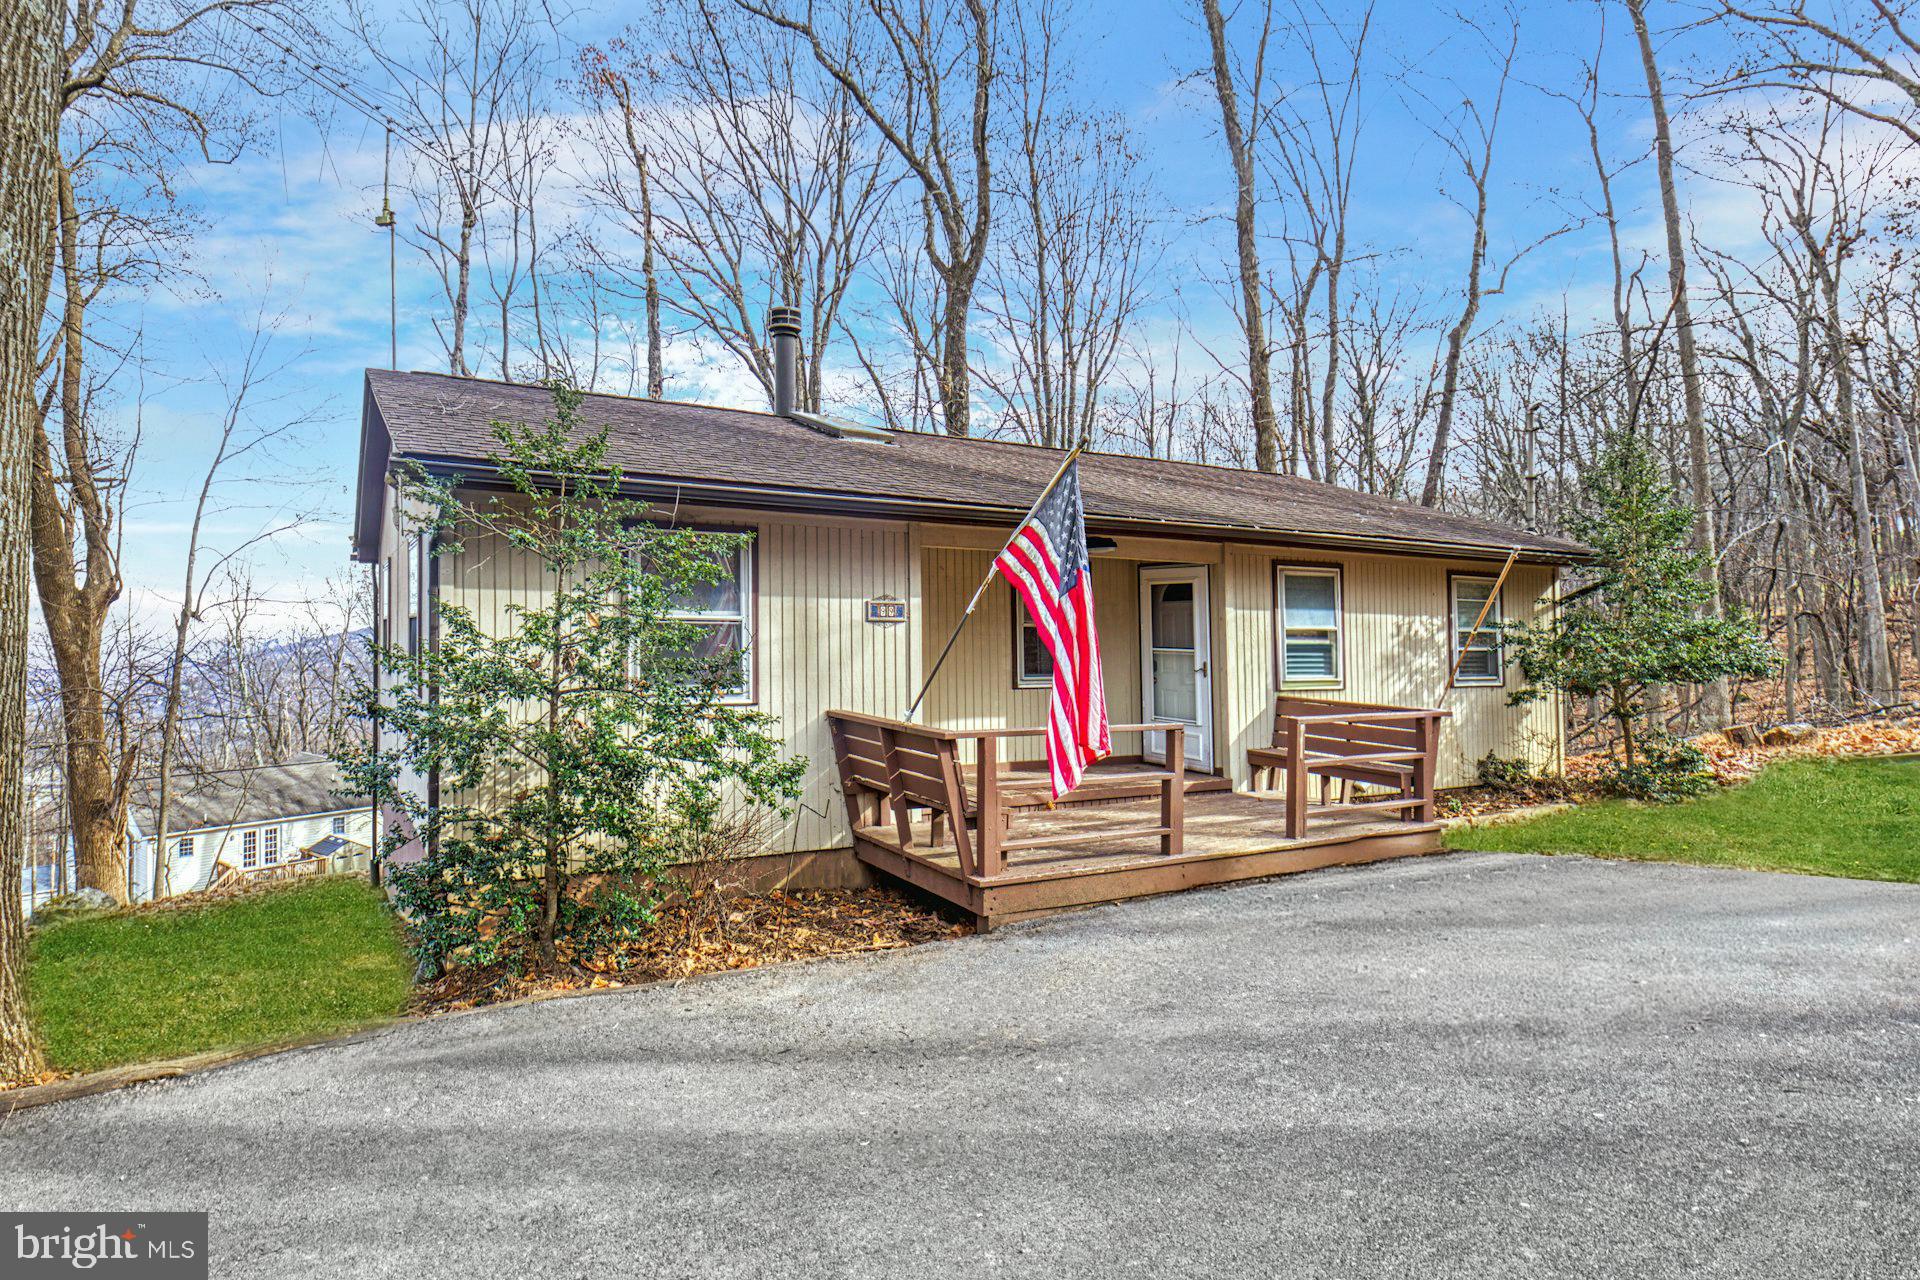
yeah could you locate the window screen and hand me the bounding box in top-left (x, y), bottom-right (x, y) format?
top-left (1278, 568), bottom-right (1342, 684)
top-left (1452, 575), bottom-right (1504, 684)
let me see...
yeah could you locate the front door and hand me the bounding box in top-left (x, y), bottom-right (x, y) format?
top-left (1139, 566), bottom-right (1213, 771)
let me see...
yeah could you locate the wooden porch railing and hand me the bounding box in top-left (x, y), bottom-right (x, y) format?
top-left (1247, 696), bottom-right (1451, 838)
top-left (210, 854), bottom-right (332, 892)
top-left (826, 711), bottom-right (1188, 881)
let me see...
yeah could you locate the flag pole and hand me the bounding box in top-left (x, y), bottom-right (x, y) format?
top-left (905, 445), bottom-right (1085, 721)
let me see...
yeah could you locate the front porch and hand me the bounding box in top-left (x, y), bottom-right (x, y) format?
top-left (828, 700), bottom-right (1449, 929)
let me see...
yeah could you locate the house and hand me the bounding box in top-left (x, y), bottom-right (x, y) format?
top-left (352, 318), bottom-right (1584, 926)
top-left (20, 800), bottom-right (76, 920)
top-left (126, 754), bottom-right (373, 900)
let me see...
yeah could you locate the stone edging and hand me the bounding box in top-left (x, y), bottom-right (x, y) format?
top-left (1440, 802), bottom-right (1575, 830)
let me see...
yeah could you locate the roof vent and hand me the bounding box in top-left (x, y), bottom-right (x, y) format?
top-left (787, 409), bottom-right (894, 443)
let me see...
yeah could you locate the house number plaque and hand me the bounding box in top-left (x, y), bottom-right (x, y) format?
top-left (865, 597), bottom-right (908, 625)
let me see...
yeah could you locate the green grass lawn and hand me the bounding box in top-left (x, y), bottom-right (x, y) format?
top-left (1447, 756), bottom-right (1920, 884)
top-left (27, 876), bottom-right (412, 1075)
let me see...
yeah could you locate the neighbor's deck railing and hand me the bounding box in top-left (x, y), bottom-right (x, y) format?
top-left (826, 711), bottom-right (1188, 880)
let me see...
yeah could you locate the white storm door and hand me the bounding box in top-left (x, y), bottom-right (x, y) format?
top-left (1138, 566), bottom-right (1213, 771)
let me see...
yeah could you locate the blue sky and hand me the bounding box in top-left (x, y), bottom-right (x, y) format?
top-left (105, 0), bottom-right (1737, 630)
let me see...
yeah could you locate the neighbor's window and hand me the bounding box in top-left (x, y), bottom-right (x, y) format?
top-left (665, 539), bottom-right (753, 702)
top-left (241, 830), bottom-right (259, 869)
top-left (1014, 598), bottom-right (1054, 688)
top-left (331, 815), bottom-right (347, 836)
top-left (1278, 566), bottom-right (1343, 684)
top-left (261, 827), bottom-right (280, 865)
top-left (1451, 574), bottom-right (1504, 685)
top-left (176, 835), bottom-right (194, 860)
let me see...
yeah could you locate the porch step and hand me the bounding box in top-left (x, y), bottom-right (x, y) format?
top-left (1306, 796), bottom-right (1425, 815)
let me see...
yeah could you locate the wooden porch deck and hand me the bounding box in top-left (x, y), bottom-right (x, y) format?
top-left (828, 703), bottom-right (1448, 930)
top-left (854, 789), bottom-right (1442, 928)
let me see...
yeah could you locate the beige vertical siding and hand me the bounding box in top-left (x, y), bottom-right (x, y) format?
top-left (435, 503), bottom-right (919, 854)
top-left (1223, 548), bottom-right (1560, 788)
top-left (919, 547), bottom-right (1144, 761)
top-left (755, 516), bottom-right (919, 853)
top-left (435, 487), bottom-right (1562, 853)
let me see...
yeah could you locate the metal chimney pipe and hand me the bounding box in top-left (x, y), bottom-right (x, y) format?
top-left (769, 306), bottom-right (802, 417)
top-left (1522, 401), bottom-right (1543, 532)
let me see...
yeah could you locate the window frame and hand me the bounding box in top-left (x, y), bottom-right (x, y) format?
top-left (175, 834), bottom-right (194, 860)
top-left (1273, 563), bottom-right (1346, 690)
top-left (261, 826), bottom-right (281, 866)
top-left (404, 531), bottom-right (423, 659)
top-left (241, 829), bottom-right (258, 869)
top-left (1449, 571), bottom-right (1507, 688)
top-left (635, 523), bottom-right (760, 707)
top-left (1011, 593), bottom-right (1056, 689)
top-left (331, 815), bottom-right (347, 837)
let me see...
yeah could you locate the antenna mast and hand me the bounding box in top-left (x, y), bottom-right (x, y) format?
top-left (375, 125), bottom-right (397, 369)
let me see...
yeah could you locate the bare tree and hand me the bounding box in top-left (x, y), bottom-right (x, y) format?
top-left (975, 0), bottom-right (1155, 447)
top-left (738, 0), bottom-right (997, 437)
top-left (579, 1), bottom-right (893, 412)
top-left (152, 318), bottom-right (320, 897)
top-left (348, 0), bottom-right (553, 377)
top-left (1414, 12), bottom-right (1526, 508)
top-left (0, 0), bottom-right (60, 1088)
top-left (1199, 0), bottom-right (1281, 471)
top-left (33, 0), bottom-right (309, 900)
top-left (1738, 101), bottom-right (1900, 704)
top-left (1717, 0), bottom-right (1920, 146)
top-left (1260, 0), bottom-right (1373, 485)
top-left (1628, 0), bottom-right (1730, 725)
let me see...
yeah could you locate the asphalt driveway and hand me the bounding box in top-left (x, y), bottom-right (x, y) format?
top-left (5, 852), bottom-right (1918, 1278)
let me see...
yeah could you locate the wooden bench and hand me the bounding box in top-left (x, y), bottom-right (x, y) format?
top-left (1246, 696), bottom-right (1449, 838)
top-left (827, 712), bottom-right (1189, 879)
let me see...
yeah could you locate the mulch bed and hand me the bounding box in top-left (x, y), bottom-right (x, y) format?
top-left (412, 884), bottom-right (969, 1014)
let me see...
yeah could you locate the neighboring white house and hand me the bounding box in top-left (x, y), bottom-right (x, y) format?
top-left (126, 753), bottom-right (373, 901)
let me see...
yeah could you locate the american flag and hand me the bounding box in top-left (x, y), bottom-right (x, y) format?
top-left (994, 458), bottom-right (1111, 797)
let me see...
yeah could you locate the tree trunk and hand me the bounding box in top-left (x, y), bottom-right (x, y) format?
top-left (0, 0), bottom-right (60, 1086)
top-left (938, 285), bottom-right (973, 439)
top-left (540, 635), bottom-right (561, 970)
top-left (1628, 0), bottom-right (1729, 726)
top-left (1822, 272), bottom-right (1896, 705)
top-left (639, 148), bottom-right (663, 400)
top-left (30, 164), bottom-right (129, 900)
top-left (1201, 0), bottom-right (1280, 472)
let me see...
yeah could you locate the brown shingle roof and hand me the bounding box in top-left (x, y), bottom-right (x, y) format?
top-left (360, 369), bottom-right (1585, 561)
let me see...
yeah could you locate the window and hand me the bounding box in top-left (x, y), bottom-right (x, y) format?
top-left (175, 835), bottom-right (194, 860)
top-left (1451, 574), bottom-right (1505, 685)
top-left (1014, 598), bottom-right (1054, 688)
top-left (1278, 566), bottom-right (1342, 685)
top-left (262, 827), bottom-right (280, 866)
top-left (241, 830), bottom-right (258, 869)
top-left (404, 533), bottom-right (423, 658)
top-left (663, 538), bottom-right (753, 702)
top-left (331, 815), bottom-right (347, 836)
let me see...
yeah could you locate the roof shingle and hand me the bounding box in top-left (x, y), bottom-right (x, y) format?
top-left (363, 369), bottom-right (1585, 560)
top-left (129, 754), bottom-right (362, 836)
